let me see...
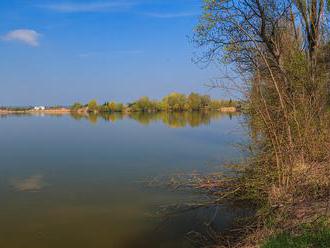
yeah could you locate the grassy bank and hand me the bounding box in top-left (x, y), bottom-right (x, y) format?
top-left (262, 220), bottom-right (330, 248)
top-left (177, 159), bottom-right (330, 247)
top-left (190, 0), bottom-right (330, 247)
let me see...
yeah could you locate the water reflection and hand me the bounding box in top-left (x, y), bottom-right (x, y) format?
top-left (70, 111), bottom-right (240, 128)
top-left (11, 175), bottom-right (45, 192)
top-left (0, 113), bottom-right (246, 248)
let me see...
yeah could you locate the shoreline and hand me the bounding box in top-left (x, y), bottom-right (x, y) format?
top-left (0, 108), bottom-right (71, 115)
top-left (0, 107), bottom-right (238, 115)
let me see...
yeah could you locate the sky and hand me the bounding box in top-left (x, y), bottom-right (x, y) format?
top-left (0, 0), bottom-right (227, 106)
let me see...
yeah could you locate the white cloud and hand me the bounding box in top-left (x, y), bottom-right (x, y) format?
top-left (39, 2), bottom-right (135, 13)
top-left (2, 29), bottom-right (40, 47)
top-left (144, 11), bottom-right (198, 18)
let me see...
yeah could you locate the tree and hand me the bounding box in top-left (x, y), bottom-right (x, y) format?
top-left (71, 102), bottom-right (83, 111)
top-left (114, 103), bottom-right (124, 112)
top-left (162, 92), bottom-right (187, 111)
top-left (200, 95), bottom-right (211, 108)
top-left (295, 1), bottom-right (329, 68)
top-left (131, 96), bottom-right (158, 112)
top-left (188, 93), bottom-right (202, 111)
top-left (87, 100), bottom-right (98, 112)
top-left (194, 0), bottom-right (330, 189)
top-left (107, 102), bottom-right (116, 112)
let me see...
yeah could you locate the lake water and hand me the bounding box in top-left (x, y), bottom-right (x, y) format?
top-left (0, 112), bottom-right (247, 248)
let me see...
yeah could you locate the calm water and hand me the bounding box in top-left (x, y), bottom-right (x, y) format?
top-left (0, 112), bottom-right (247, 248)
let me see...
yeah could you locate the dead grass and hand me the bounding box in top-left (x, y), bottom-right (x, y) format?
top-left (211, 160), bottom-right (330, 248)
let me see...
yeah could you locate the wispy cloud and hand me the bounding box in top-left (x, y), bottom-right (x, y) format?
top-left (78, 50), bottom-right (143, 58)
top-left (113, 49), bottom-right (144, 54)
top-left (78, 53), bottom-right (96, 58)
top-left (39, 1), bottom-right (136, 13)
top-left (2, 29), bottom-right (40, 47)
top-left (144, 11), bottom-right (198, 18)
top-left (38, 1), bottom-right (199, 18)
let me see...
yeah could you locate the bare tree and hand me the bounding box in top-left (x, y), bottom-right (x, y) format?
top-left (194, 0), bottom-right (330, 189)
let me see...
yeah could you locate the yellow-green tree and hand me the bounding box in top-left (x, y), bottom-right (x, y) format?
top-left (188, 93), bottom-right (202, 111)
top-left (162, 92), bottom-right (187, 111)
top-left (71, 102), bottom-right (83, 111)
top-left (87, 100), bottom-right (98, 112)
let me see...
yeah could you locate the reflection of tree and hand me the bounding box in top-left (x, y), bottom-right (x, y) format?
top-left (70, 112), bottom-right (84, 121)
top-left (100, 112), bottom-right (124, 123)
top-left (188, 112), bottom-right (210, 127)
top-left (129, 112), bottom-right (161, 126)
top-left (88, 113), bottom-right (98, 124)
top-left (11, 175), bottom-right (44, 192)
top-left (161, 112), bottom-right (187, 128)
top-left (132, 112), bottom-right (227, 128)
top-left (161, 112), bottom-right (223, 128)
top-left (69, 111), bottom-right (239, 128)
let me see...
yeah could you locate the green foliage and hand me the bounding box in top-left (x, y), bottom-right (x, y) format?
top-left (128, 92), bottom-right (235, 112)
top-left (162, 92), bottom-right (187, 111)
top-left (107, 102), bottom-right (116, 112)
top-left (262, 222), bottom-right (330, 248)
top-left (130, 96), bottom-right (160, 112)
top-left (75, 94), bottom-right (239, 114)
top-left (87, 100), bottom-right (98, 112)
top-left (98, 102), bottom-right (125, 113)
top-left (188, 93), bottom-right (202, 110)
top-left (71, 102), bottom-right (83, 111)
top-left (160, 92), bottom-right (235, 112)
top-left (114, 103), bottom-right (124, 112)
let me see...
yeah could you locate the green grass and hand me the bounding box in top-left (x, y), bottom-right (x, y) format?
top-left (262, 222), bottom-right (330, 248)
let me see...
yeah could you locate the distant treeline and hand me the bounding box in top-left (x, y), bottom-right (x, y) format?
top-left (0, 106), bottom-right (36, 111)
top-left (0, 106), bottom-right (68, 111)
top-left (71, 92), bottom-right (239, 113)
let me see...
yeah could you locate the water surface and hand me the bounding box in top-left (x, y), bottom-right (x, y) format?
top-left (0, 112), bottom-right (246, 248)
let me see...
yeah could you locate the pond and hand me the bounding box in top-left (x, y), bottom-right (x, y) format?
top-left (0, 112), bottom-right (247, 248)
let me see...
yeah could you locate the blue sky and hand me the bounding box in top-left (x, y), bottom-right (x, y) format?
top-left (0, 0), bottom-right (225, 106)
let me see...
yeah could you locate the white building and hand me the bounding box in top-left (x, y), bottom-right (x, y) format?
top-left (34, 106), bottom-right (46, 111)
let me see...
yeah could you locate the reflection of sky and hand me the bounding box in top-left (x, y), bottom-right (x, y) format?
top-left (11, 175), bottom-right (44, 192)
top-left (0, 114), bottom-right (248, 248)
top-left (0, 114), bottom-right (246, 178)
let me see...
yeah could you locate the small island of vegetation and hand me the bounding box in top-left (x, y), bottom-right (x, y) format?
top-left (70, 92), bottom-right (239, 114)
top-left (0, 92), bottom-right (239, 116)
